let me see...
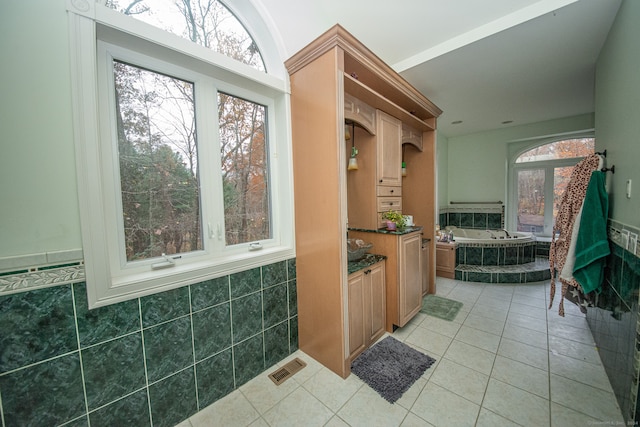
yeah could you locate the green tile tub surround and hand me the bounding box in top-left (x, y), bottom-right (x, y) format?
top-left (449, 212), bottom-right (460, 227)
top-left (487, 213), bottom-right (502, 229)
top-left (0, 258), bottom-right (298, 427)
top-left (483, 247), bottom-right (499, 265)
top-left (460, 213), bottom-right (473, 228)
top-left (473, 213), bottom-right (487, 229)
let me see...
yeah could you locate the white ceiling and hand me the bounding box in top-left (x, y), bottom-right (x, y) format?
top-left (254, 0), bottom-right (621, 138)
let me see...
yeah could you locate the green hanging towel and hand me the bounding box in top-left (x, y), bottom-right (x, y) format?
top-left (573, 171), bottom-right (609, 295)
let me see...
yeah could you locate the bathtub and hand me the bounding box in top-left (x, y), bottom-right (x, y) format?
top-left (445, 227), bottom-right (537, 266)
top-left (447, 227), bottom-right (534, 244)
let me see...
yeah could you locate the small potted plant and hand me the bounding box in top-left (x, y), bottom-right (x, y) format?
top-left (382, 209), bottom-right (406, 231)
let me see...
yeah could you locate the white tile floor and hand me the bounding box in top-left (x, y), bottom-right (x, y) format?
top-left (177, 278), bottom-right (625, 426)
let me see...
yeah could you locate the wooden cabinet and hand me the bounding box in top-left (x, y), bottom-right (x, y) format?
top-left (346, 103), bottom-right (403, 230)
top-left (286, 24), bottom-right (440, 378)
top-left (348, 260), bottom-right (386, 361)
top-left (402, 123), bottom-right (423, 151)
top-left (436, 242), bottom-right (457, 279)
top-left (399, 232), bottom-right (423, 326)
top-left (421, 239), bottom-right (432, 295)
top-left (345, 92), bottom-right (376, 134)
top-left (376, 111), bottom-right (402, 187)
top-left (349, 230), bottom-right (423, 331)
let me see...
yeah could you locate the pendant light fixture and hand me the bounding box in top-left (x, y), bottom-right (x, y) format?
top-left (347, 122), bottom-right (358, 171)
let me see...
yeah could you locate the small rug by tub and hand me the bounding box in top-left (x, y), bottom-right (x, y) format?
top-left (420, 295), bottom-right (463, 321)
top-left (351, 336), bottom-right (436, 403)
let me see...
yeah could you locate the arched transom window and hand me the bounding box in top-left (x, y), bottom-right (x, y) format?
top-left (105, 0), bottom-right (266, 71)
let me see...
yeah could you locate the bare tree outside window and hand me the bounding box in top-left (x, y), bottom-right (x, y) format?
top-left (114, 61), bottom-right (202, 261)
top-left (218, 93), bottom-right (270, 245)
top-left (106, 0), bottom-right (265, 71)
top-left (515, 138), bottom-right (594, 235)
top-left (109, 1), bottom-right (271, 259)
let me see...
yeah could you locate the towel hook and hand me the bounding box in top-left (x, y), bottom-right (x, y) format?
top-left (601, 165), bottom-right (615, 174)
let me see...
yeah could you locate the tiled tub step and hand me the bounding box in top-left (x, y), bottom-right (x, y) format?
top-left (455, 257), bottom-right (551, 284)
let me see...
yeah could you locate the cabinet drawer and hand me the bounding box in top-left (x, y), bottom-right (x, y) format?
top-left (344, 93), bottom-right (376, 135)
top-left (377, 197), bottom-right (402, 212)
top-left (376, 185), bottom-right (402, 197)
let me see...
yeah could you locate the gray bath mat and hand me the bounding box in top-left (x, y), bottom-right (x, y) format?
top-left (351, 336), bottom-right (436, 403)
top-left (420, 294), bottom-right (463, 321)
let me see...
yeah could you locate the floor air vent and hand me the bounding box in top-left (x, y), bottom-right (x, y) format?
top-left (268, 357), bottom-right (307, 385)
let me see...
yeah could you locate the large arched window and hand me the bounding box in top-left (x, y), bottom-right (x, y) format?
top-left (67, 0), bottom-right (293, 307)
top-left (511, 138), bottom-right (594, 236)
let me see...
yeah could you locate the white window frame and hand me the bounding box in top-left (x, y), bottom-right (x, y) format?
top-left (67, 1), bottom-right (294, 308)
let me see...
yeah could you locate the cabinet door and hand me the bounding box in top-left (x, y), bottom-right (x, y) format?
top-left (368, 262), bottom-right (386, 343)
top-left (348, 272), bottom-right (366, 359)
top-left (376, 111), bottom-right (402, 187)
top-left (399, 232), bottom-right (423, 325)
top-left (421, 243), bottom-right (429, 295)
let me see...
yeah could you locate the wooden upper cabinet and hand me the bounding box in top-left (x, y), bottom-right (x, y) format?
top-left (376, 111), bottom-right (402, 187)
top-left (345, 92), bottom-right (376, 135)
top-left (402, 123), bottom-right (423, 151)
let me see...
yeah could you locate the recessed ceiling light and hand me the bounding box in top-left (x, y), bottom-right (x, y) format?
top-left (451, 120), bottom-right (463, 125)
top-left (501, 120), bottom-right (514, 124)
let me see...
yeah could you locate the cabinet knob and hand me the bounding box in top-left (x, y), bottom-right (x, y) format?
top-left (390, 189), bottom-right (394, 193)
top-left (379, 179), bottom-right (383, 183)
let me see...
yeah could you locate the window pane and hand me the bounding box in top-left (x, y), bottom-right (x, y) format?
top-left (106, 0), bottom-right (265, 71)
top-left (553, 166), bottom-right (573, 220)
top-left (516, 138), bottom-right (595, 163)
top-left (114, 61), bottom-right (202, 261)
top-left (517, 169), bottom-right (545, 233)
top-left (218, 92), bottom-right (270, 245)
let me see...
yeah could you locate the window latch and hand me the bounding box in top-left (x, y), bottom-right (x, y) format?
top-left (249, 242), bottom-right (263, 251)
top-left (151, 253), bottom-right (177, 270)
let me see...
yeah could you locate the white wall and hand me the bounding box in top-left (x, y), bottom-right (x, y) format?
top-left (442, 114), bottom-right (595, 207)
top-left (595, 0), bottom-right (640, 229)
top-left (0, 0), bottom-right (81, 258)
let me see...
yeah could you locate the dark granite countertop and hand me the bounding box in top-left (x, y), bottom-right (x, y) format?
top-left (348, 225), bottom-right (424, 235)
top-left (347, 253), bottom-right (386, 275)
